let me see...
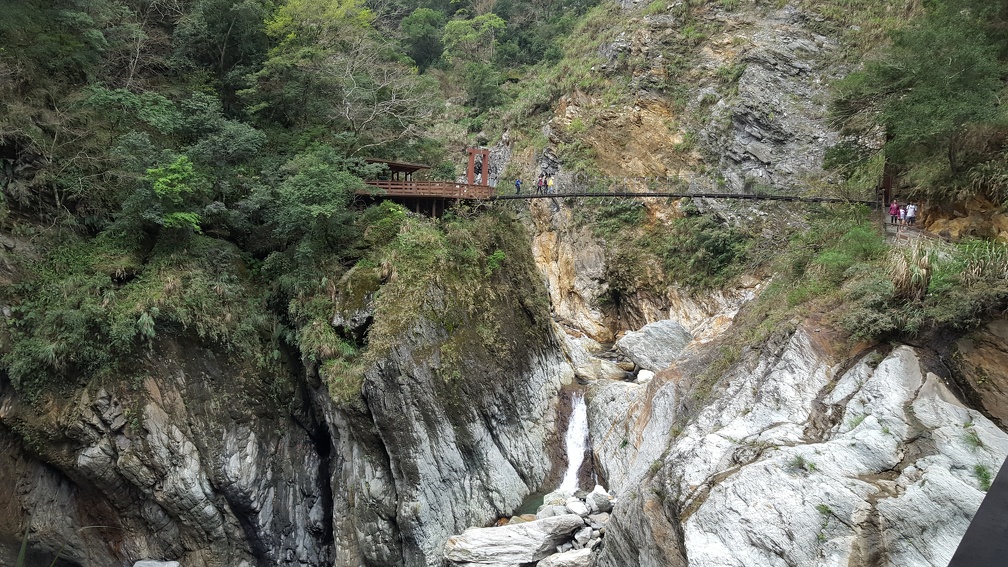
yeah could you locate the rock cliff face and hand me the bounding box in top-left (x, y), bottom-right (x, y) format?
top-left (949, 317), bottom-right (1008, 426)
top-left (528, 4), bottom-right (845, 196)
top-left (0, 338), bottom-right (331, 567)
top-left (518, 192), bottom-right (1008, 567)
top-left (589, 326), bottom-right (1008, 567)
top-left (322, 301), bottom-right (568, 567)
top-left (694, 5), bottom-right (844, 194)
top-left (0, 253), bottom-right (571, 566)
top-left (527, 198), bottom-right (759, 345)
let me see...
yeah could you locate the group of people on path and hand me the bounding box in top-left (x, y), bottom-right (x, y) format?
top-left (888, 200), bottom-right (919, 230)
top-left (514, 173), bottom-right (556, 194)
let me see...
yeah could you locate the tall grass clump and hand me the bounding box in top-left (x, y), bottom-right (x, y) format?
top-left (889, 242), bottom-right (932, 302)
top-left (843, 238), bottom-right (1008, 339)
top-left (961, 240), bottom-right (1008, 286)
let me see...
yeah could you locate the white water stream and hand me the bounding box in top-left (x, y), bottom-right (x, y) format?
top-left (558, 393), bottom-right (589, 492)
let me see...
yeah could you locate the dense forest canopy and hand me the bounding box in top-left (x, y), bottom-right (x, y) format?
top-left (1, 0), bottom-right (1007, 399)
top-left (0, 0), bottom-right (596, 397)
top-left (832, 0), bottom-right (1008, 204)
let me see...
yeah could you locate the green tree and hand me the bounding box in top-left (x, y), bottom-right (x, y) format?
top-left (244, 0), bottom-right (436, 152)
top-left (401, 7), bottom-right (445, 71)
top-left (835, 1), bottom-right (1007, 182)
top-left (178, 92), bottom-right (266, 167)
top-left (249, 145), bottom-right (363, 257)
top-left (112, 154), bottom-right (209, 239)
top-left (442, 13), bottom-right (506, 64)
top-left (172, 0), bottom-right (275, 105)
top-left (145, 155), bottom-right (207, 232)
top-left (464, 62), bottom-right (502, 108)
top-left (82, 85), bottom-right (181, 136)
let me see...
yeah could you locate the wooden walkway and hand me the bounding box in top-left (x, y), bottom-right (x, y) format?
top-left (359, 181), bottom-right (494, 199)
top-left (358, 181), bottom-right (875, 206)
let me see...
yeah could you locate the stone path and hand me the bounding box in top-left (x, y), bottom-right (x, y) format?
top-left (880, 214), bottom-right (941, 245)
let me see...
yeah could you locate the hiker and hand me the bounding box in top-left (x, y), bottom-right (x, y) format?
top-left (536, 173), bottom-right (544, 194)
top-left (906, 202), bottom-right (917, 227)
top-left (888, 200), bottom-right (899, 225)
top-left (515, 178), bottom-right (522, 195)
top-left (547, 175), bottom-right (555, 194)
top-left (898, 204), bottom-right (906, 230)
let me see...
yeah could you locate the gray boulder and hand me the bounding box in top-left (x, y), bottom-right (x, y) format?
top-left (444, 514), bottom-right (587, 566)
top-left (566, 497), bottom-right (590, 517)
top-left (537, 548), bottom-right (595, 567)
top-left (537, 504), bottom-right (570, 520)
top-left (615, 320), bottom-right (692, 371)
top-left (586, 486), bottom-right (614, 514)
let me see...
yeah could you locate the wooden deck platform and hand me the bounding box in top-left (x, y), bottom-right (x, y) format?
top-left (359, 180), bottom-right (494, 200)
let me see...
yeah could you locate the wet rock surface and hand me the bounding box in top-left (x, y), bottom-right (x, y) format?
top-left (444, 487), bottom-right (613, 566)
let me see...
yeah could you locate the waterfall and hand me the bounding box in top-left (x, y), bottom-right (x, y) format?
top-left (558, 393), bottom-right (589, 493)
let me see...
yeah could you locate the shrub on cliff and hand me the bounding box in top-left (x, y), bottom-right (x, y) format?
top-left (1, 235), bottom-right (275, 398)
top-left (832, 0), bottom-right (1008, 203)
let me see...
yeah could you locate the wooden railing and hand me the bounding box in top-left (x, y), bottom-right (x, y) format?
top-left (359, 180), bottom-right (494, 200)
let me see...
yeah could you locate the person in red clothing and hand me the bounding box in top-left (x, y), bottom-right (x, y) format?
top-left (888, 200), bottom-right (899, 225)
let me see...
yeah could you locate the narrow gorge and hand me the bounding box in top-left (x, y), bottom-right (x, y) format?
top-left (2, 0), bottom-right (1008, 566)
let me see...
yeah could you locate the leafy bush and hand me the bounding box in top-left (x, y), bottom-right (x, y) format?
top-left (832, 1), bottom-right (1008, 201)
top-left (1, 235), bottom-right (274, 398)
top-left (464, 62), bottom-right (503, 108)
top-left (590, 201), bottom-right (647, 238)
top-left (889, 243), bottom-right (932, 303)
top-left (658, 216), bottom-right (751, 289)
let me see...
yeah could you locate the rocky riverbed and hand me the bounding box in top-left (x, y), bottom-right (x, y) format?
top-left (444, 486), bottom-right (614, 567)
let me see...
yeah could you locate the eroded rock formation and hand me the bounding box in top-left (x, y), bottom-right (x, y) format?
top-left (0, 260), bottom-right (572, 567)
top-left (591, 327), bottom-right (1008, 567)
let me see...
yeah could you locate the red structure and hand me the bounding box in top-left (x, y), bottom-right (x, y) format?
top-left (358, 148), bottom-right (494, 203)
top-left (466, 147), bottom-right (490, 186)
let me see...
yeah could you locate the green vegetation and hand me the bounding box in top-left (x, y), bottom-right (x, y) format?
top-left (363, 207), bottom-right (549, 375)
top-left (667, 202), bottom-right (1008, 407)
top-left (964, 421), bottom-right (985, 450)
top-left (1, 0), bottom-right (1006, 414)
top-left (847, 413), bottom-right (866, 429)
top-left (815, 503), bottom-right (832, 544)
top-left (974, 463), bottom-right (993, 491)
top-left (788, 454), bottom-right (817, 474)
top-left (576, 198), bottom-right (754, 310)
top-left (832, 0), bottom-right (1008, 205)
top-left (0, 0), bottom-right (573, 403)
top-left (2, 234), bottom-right (274, 398)
top-left (841, 238), bottom-right (1008, 339)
